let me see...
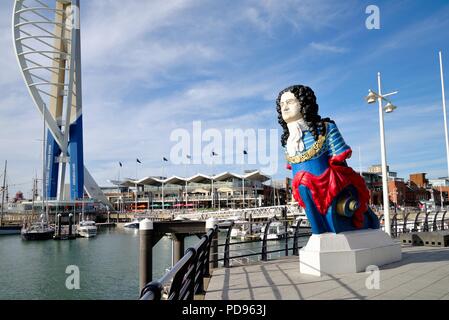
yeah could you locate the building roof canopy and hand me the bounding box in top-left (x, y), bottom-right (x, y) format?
top-left (243, 170), bottom-right (270, 182)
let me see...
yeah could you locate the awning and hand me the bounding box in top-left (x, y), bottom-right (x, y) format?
top-left (243, 170), bottom-right (270, 182)
top-left (217, 187), bottom-right (233, 193)
top-left (136, 176), bottom-right (164, 186)
top-left (164, 176), bottom-right (187, 185)
top-left (214, 171), bottom-right (242, 181)
top-left (187, 173), bottom-right (213, 183)
top-left (192, 188), bottom-right (209, 194)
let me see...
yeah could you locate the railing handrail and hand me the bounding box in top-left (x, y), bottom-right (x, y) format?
top-left (140, 211), bottom-right (449, 300)
top-left (140, 225), bottom-right (218, 301)
top-left (158, 248), bottom-right (195, 287)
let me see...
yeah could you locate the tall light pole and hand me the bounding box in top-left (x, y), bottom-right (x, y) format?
top-left (366, 72), bottom-right (398, 236)
top-left (439, 51), bottom-right (449, 178)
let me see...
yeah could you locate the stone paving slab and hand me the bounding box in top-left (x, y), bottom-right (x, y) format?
top-left (205, 245), bottom-right (449, 300)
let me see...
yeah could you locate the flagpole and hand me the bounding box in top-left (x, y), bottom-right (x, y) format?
top-left (242, 150), bottom-right (247, 208)
top-left (439, 51), bottom-right (449, 178)
top-left (185, 155), bottom-right (190, 208)
top-left (135, 159), bottom-right (140, 214)
top-left (162, 157), bottom-right (167, 210)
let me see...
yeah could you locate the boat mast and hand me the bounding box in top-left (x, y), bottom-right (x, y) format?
top-left (31, 176), bottom-right (35, 215)
top-left (1, 160), bottom-right (7, 226)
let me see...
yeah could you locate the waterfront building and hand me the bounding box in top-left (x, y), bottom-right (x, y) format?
top-left (103, 170), bottom-right (286, 211)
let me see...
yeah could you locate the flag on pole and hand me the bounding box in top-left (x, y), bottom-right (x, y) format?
top-left (163, 157), bottom-right (168, 162)
top-left (119, 162), bottom-right (122, 167)
top-left (136, 158), bottom-right (141, 164)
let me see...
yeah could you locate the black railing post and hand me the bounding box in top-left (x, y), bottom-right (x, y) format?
top-left (283, 207), bottom-right (288, 256)
top-left (403, 212), bottom-right (411, 233)
top-left (433, 211), bottom-right (440, 231)
top-left (261, 218), bottom-right (273, 261)
top-left (210, 226), bottom-right (218, 270)
top-left (195, 234), bottom-right (208, 294)
top-left (224, 221), bottom-right (234, 268)
top-left (205, 218), bottom-right (218, 275)
top-left (188, 247), bottom-right (198, 299)
top-left (292, 219), bottom-right (301, 256)
top-left (166, 248), bottom-right (196, 300)
top-left (442, 211), bottom-right (447, 230)
top-left (423, 212), bottom-right (430, 232)
top-left (413, 212), bottom-right (421, 232)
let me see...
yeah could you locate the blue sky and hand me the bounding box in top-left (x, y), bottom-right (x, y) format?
top-left (1, 0), bottom-right (449, 197)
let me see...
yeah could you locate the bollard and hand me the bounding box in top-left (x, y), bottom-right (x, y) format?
top-left (206, 218), bottom-right (218, 269)
top-left (172, 233), bottom-right (185, 265)
top-left (57, 214), bottom-right (62, 238)
top-left (139, 218), bottom-right (154, 293)
top-left (68, 213), bottom-right (73, 237)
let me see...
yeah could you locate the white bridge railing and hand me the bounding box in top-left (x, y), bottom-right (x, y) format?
top-left (175, 204), bottom-right (305, 221)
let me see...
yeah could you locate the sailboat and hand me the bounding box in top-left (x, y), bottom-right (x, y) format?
top-left (21, 107), bottom-right (54, 241)
top-left (0, 160), bottom-right (21, 235)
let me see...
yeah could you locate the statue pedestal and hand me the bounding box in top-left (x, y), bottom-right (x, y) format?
top-left (299, 229), bottom-right (402, 276)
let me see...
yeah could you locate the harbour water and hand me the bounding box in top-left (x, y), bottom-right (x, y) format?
top-left (0, 226), bottom-right (307, 299)
top-left (0, 227), bottom-right (182, 299)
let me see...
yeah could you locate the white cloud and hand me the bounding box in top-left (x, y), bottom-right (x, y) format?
top-left (309, 42), bottom-right (348, 54)
top-left (1, 0), bottom-right (448, 196)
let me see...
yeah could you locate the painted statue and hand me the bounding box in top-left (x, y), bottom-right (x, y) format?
top-left (277, 85), bottom-right (380, 234)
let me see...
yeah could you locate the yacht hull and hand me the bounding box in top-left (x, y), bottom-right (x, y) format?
top-left (21, 229), bottom-right (54, 240)
top-left (0, 225), bottom-right (22, 235)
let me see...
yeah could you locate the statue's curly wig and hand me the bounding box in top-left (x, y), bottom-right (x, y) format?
top-left (276, 85), bottom-right (334, 147)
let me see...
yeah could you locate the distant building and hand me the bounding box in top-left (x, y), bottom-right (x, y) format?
top-left (428, 177), bottom-right (449, 187)
top-left (367, 164), bottom-right (397, 178)
top-left (104, 170), bottom-right (284, 211)
top-left (361, 168), bottom-right (431, 207)
top-left (368, 164), bottom-right (384, 174)
top-left (410, 173), bottom-right (428, 188)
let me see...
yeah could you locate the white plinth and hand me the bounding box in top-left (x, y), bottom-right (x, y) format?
top-left (299, 229), bottom-right (402, 276)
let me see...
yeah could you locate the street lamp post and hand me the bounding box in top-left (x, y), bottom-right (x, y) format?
top-left (366, 72), bottom-right (398, 236)
top-left (439, 51), bottom-right (449, 178)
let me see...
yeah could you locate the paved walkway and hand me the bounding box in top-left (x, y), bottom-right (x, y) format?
top-left (205, 245), bottom-right (449, 300)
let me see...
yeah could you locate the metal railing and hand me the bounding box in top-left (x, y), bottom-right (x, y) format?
top-left (216, 216), bottom-right (311, 268)
top-left (139, 225), bottom-right (218, 300)
top-left (139, 211), bottom-right (311, 300)
top-left (175, 204), bottom-right (304, 221)
top-left (379, 210), bottom-right (449, 238)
